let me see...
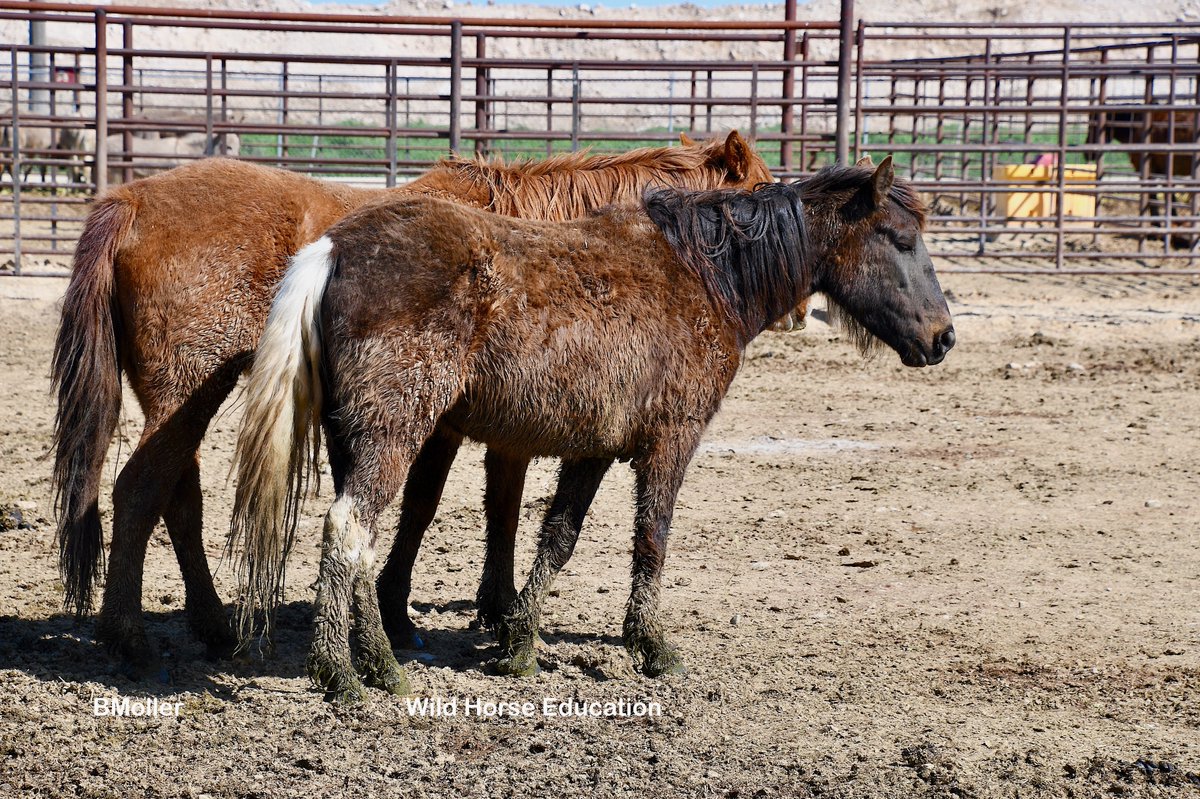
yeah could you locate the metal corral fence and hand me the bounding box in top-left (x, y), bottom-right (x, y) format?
top-left (2, 2), bottom-right (1199, 274)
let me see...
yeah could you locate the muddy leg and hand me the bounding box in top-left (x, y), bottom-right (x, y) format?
top-left (353, 571), bottom-right (410, 696)
top-left (495, 458), bottom-right (611, 677)
top-left (376, 425), bottom-right (463, 649)
top-left (163, 453), bottom-right (234, 656)
top-left (476, 449), bottom-right (530, 630)
top-left (624, 438), bottom-right (699, 678)
top-left (308, 495), bottom-right (370, 705)
top-left (310, 407), bottom-right (445, 702)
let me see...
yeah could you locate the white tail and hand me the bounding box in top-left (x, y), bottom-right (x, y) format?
top-left (228, 235), bottom-right (335, 647)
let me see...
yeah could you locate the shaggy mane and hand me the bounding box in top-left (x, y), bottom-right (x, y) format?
top-left (435, 138), bottom-right (736, 221)
top-left (643, 181), bottom-right (809, 342)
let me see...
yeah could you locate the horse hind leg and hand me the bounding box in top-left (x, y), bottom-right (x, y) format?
top-left (495, 457), bottom-right (611, 677)
top-left (352, 569), bottom-right (410, 696)
top-left (309, 495), bottom-right (371, 705)
top-left (162, 452), bottom-right (235, 657)
top-left (96, 396), bottom-right (220, 666)
top-left (311, 384), bottom-right (453, 703)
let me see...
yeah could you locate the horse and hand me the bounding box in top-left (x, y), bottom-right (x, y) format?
top-left (228, 156), bottom-right (956, 703)
top-left (50, 132), bottom-right (774, 667)
top-left (1086, 105), bottom-right (1200, 246)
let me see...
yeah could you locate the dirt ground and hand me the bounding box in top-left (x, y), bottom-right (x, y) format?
top-left (0, 267), bottom-right (1197, 798)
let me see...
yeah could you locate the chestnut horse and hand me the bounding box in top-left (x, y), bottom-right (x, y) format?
top-left (229, 157), bottom-right (955, 703)
top-left (50, 132), bottom-right (773, 665)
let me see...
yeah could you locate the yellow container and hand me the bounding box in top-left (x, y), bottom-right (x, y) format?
top-left (993, 163), bottom-right (1097, 224)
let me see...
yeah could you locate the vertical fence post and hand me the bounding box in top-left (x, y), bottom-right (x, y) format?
top-left (94, 9), bottom-right (107, 196)
top-left (799, 33), bottom-right (809, 169)
top-left (979, 39), bottom-right (992, 253)
top-left (1165, 36), bottom-right (1178, 247)
top-left (571, 62), bottom-right (580, 152)
top-left (749, 63), bottom-right (759, 139)
top-left (688, 69), bottom-right (697, 134)
top-left (852, 19), bottom-right (865, 162)
top-left (276, 62), bottom-right (287, 166)
top-left (204, 54), bottom-right (214, 156)
top-left (387, 60), bottom-right (397, 186)
top-left (835, 0), bottom-right (854, 164)
top-left (221, 57), bottom-right (229, 155)
top-left (545, 68), bottom-right (554, 157)
top-left (474, 33), bottom-right (489, 157)
top-left (1055, 26), bottom-right (1071, 270)
top-left (705, 69), bottom-right (713, 133)
top-left (449, 20), bottom-right (462, 155)
top-left (121, 20), bottom-right (132, 184)
top-left (10, 47), bottom-right (21, 274)
top-left (780, 0), bottom-right (797, 173)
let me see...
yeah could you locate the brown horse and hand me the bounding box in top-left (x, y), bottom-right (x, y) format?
top-left (228, 157), bottom-right (955, 703)
top-left (1087, 106), bottom-right (1200, 245)
top-left (50, 133), bottom-right (773, 665)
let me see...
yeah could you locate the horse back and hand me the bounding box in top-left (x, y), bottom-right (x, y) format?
top-left (321, 197), bottom-right (740, 459)
top-left (106, 158), bottom-right (382, 393)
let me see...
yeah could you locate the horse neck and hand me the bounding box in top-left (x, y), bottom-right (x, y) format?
top-left (403, 167), bottom-right (491, 209)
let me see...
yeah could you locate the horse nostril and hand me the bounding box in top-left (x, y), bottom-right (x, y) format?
top-left (938, 327), bottom-right (956, 353)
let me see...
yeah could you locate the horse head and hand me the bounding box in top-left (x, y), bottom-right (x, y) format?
top-left (807, 156), bottom-right (955, 367)
top-left (689, 130), bottom-right (775, 189)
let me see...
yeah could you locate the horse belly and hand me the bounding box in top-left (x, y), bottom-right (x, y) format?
top-left (454, 342), bottom-right (666, 459)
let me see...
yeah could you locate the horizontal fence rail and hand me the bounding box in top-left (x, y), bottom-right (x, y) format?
top-left (1, 3), bottom-right (1200, 274)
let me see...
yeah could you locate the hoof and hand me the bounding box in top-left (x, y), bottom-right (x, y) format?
top-left (475, 589), bottom-right (517, 633)
top-left (360, 654), bottom-right (412, 697)
top-left (326, 683), bottom-right (369, 706)
top-left (494, 647), bottom-right (540, 677)
top-left (642, 653), bottom-right (687, 678)
top-left (381, 612), bottom-right (425, 650)
top-left (189, 611), bottom-right (237, 659)
top-left (308, 653), bottom-right (366, 705)
top-left (95, 615), bottom-right (157, 670)
top-left (363, 664), bottom-right (411, 697)
top-left (627, 636), bottom-right (686, 678)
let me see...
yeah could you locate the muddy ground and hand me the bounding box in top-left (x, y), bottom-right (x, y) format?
top-left (0, 269), bottom-right (1197, 798)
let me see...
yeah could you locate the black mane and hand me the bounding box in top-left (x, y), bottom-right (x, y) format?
top-left (643, 165), bottom-right (928, 341)
top-left (642, 181), bottom-right (810, 342)
top-left (794, 163), bottom-right (927, 228)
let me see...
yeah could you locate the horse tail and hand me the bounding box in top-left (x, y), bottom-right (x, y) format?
top-left (51, 196), bottom-right (135, 618)
top-left (228, 235), bottom-right (334, 648)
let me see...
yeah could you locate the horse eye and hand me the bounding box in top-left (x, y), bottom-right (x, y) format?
top-left (896, 238), bottom-right (917, 254)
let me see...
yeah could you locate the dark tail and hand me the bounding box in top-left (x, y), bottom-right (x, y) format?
top-left (51, 196), bottom-right (134, 618)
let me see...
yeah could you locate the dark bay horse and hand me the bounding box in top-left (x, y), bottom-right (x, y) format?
top-left (229, 157), bottom-right (955, 703)
top-left (50, 132), bottom-right (773, 665)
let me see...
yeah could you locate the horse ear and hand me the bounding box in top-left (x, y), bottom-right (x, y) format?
top-left (871, 155), bottom-right (895, 206)
top-left (855, 154), bottom-right (875, 167)
top-left (722, 130), bottom-right (752, 181)
top-left (679, 132), bottom-right (696, 147)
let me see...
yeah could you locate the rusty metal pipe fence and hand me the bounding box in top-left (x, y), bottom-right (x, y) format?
top-left (2, 3), bottom-right (1200, 274)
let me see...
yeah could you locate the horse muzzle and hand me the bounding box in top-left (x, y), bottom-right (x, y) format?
top-left (902, 325), bottom-right (956, 367)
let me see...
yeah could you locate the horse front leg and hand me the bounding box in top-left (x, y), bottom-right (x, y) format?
top-left (376, 425), bottom-right (464, 649)
top-left (477, 448), bottom-right (531, 631)
top-left (495, 457), bottom-right (611, 677)
top-left (624, 436), bottom-right (700, 678)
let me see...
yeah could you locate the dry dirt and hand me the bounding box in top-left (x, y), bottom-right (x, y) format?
top-left (0, 269), bottom-right (1197, 798)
